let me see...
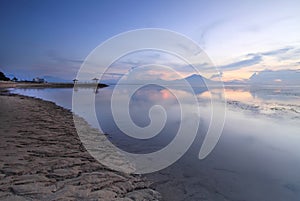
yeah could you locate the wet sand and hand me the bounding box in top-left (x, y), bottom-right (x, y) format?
top-left (0, 92), bottom-right (160, 201)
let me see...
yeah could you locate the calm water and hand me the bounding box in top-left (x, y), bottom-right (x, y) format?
top-left (12, 86), bottom-right (300, 201)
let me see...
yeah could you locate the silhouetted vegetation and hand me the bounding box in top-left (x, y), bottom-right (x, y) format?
top-left (0, 71), bottom-right (10, 81)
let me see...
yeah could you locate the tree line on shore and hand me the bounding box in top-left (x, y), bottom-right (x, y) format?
top-left (0, 71), bottom-right (107, 86)
top-left (0, 71), bottom-right (44, 83)
top-left (0, 71), bottom-right (15, 81)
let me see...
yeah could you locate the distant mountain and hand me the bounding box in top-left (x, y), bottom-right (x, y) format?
top-left (223, 79), bottom-right (248, 85)
top-left (101, 78), bottom-right (121, 85)
top-left (167, 74), bottom-right (210, 94)
top-left (248, 70), bottom-right (300, 85)
top-left (42, 76), bottom-right (70, 83)
top-left (179, 74), bottom-right (211, 87)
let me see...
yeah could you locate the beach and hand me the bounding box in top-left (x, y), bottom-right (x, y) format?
top-left (0, 91), bottom-right (161, 201)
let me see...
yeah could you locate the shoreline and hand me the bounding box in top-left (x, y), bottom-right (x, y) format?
top-left (0, 81), bottom-right (108, 89)
top-left (0, 91), bottom-right (161, 200)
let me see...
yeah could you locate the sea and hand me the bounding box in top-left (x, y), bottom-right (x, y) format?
top-left (11, 85), bottom-right (300, 201)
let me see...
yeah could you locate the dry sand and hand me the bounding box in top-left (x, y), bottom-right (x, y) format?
top-left (0, 92), bottom-right (161, 201)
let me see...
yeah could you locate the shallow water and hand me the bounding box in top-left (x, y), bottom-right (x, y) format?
top-left (12, 85), bottom-right (300, 201)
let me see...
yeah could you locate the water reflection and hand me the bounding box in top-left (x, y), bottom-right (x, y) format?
top-left (95, 85), bottom-right (191, 154)
top-left (249, 86), bottom-right (300, 104)
top-left (197, 86), bottom-right (300, 120)
top-left (198, 86), bottom-right (300, 103)
top-left (12, 85), bottom-right (300, 201)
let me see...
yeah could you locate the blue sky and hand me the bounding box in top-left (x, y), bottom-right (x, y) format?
top-left (0, 0), bottom-right (299, 81)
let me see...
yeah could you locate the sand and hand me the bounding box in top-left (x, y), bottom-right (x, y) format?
top-left (0, 92), bottom-right (161, 201)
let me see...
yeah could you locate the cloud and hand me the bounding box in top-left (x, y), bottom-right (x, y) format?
top-left (210, 71), bottom-right (223, 79)
top-left (47, 50), bottom-right (84, 65)
top-left (71, 45), bottom-right (300, 82)
top-left (204, 46), bottom-right (297, 72)
top-left (261, 47), bottom-right (293, 56)
top-left (49, 56), bottom-right (84, 65)
top-left (244, 16), bottom-right (292, 33)
top-left (249, 69), bottom-right (300, 84)
top-left (219, 55), bottom-right (262, 70)
top-left (197, 19), bottom-right (227, 49)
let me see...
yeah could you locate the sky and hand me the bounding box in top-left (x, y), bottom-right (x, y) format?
top-left (0, 0), bottom-right (300, 82)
